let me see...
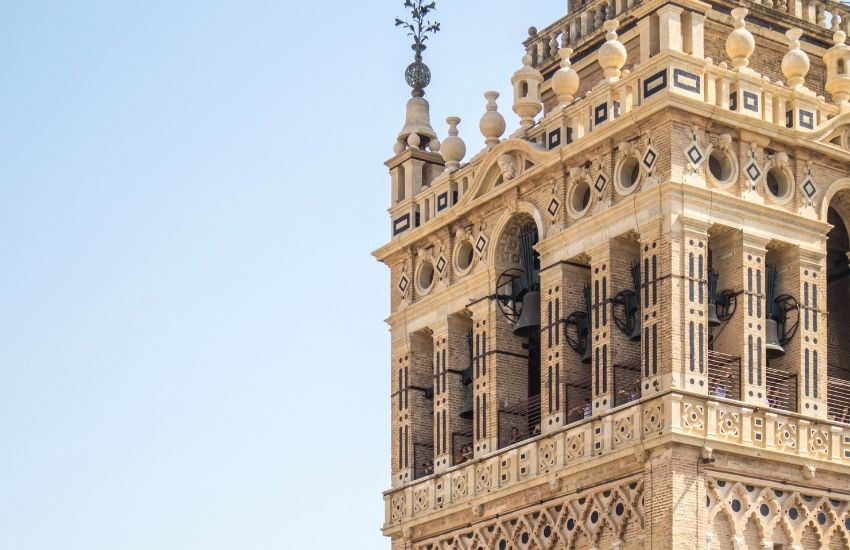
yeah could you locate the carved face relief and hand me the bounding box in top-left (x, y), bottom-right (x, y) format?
top-left (498, 153), bottom-right (517, 181)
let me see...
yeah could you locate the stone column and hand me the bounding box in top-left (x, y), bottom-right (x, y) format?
top-left (712, 231), bottom-right (770, 407)
top-left (657, 5), bottom-right (684, 53)
top-left (539, 260), bottom-right (591, 431)
top-left (770, 246), bottom-right (827, 417)
top-left (638, 17), bottom-right (653, 64)
top-left (432, 314), bottom-right (474, 472)
top-left (683, 12), bottom-right (705, 58)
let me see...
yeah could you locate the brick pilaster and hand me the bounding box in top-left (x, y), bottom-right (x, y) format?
top-left (539, 260), bottom-right (591, 431)
top-left (771, 247), bottom-right (828, 417)
top-left (589, 239), bottom-right (639, 415)
top-left (432, 314), bottom-right (474, 472)
top-left (640, 223), bottom-right (676, 398)
top-left (680, 221), bottom-right (711, 394)
top-left (713, 231), bottom-right (770, 407)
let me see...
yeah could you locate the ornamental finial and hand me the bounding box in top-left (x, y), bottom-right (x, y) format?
top-left (395, 1), bottom-right (441, 98)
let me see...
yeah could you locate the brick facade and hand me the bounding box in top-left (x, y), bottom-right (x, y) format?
top-left (377, 0), bottom-right (850, 547)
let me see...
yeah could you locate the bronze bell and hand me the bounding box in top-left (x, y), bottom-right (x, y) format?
top-left (581, 341), bottom-right (592, 364)
top-left (708, 272), bottom-right (722, 327)
top-left (459, 366), bottom-right (473, 420)
top-left (629, 310), bottom-right (642, 341)
top-left (707, 302), bottom-right (722, 327)
top-left (629, 263), bottom-right (641, 341)
top-left (765, 318), bottom-right (785, 359)
top-left (513, 290), bottom-right (541, 338)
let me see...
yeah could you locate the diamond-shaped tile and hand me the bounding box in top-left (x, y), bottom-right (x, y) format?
top-left (436, 256), bottom-right (447, 273)
top-left (642, 146), bottom-right (658, 171)
top-left (802, 177), bottom-right (816, 199)
top-left (686, 144), bottom-right (704, 166)
top-left (594, 173), bottom-right (608, 193)
top-left (398, 274), bottom-right (409, 293)
top-left (548, 198), bottom-right (560, 216)
top-left (475, 235), bottom-right (488, 253)
top-left (745, 159), bottom-right (762, 182)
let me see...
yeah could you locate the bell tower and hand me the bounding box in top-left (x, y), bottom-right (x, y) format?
top-left (376, 0), bottom-right (850, 548)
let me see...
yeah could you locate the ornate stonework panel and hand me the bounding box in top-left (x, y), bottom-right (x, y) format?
top-left (414, 478), bottom-right (645, 550)
top-left (707, 477), bottom-right (850, 549)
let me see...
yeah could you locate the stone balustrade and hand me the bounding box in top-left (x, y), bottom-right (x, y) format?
top-left (388, 42), bottom-right (847, 241)
top-left (383, 390), bottom-right (850, 530)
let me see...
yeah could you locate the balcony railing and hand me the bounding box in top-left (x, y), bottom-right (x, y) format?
top-left (566, 378), bottom-right (593, 424)
top-left (414, 443), bottom-right (434, 480)
top-left (765, 366), bottom-right (798, 413)
top-left (451, 431), bottom-right (474, 466)
top-left (498, 393), bottom-right (542, 449)
top-left (828, 376), bottom-right (850, 423)
top-left (614, 363), bottom-right (641, 407)
top-left (708, 350), bottom-right (742, 401)
top-left (523, 0), bottom-right (850, 70)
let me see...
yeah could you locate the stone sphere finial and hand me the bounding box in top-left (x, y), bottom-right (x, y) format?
top-left (552, 47), bottom-right (580, 106)
top-left (480, 91), bottom-right (506, 148)
top-left (598, 20), bottom-right (628, 82)
top-left (441, 117), bottom-right (466, 171)
top-left (782, 28), bottom-right (810, 89)
top-left (726, 8), bottom-right (755, 70)
top-left (511, 54), bottom-right (544, 131)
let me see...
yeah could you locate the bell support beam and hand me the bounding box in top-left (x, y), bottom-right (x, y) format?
top-left (431, 313), bottom-right (473, 472)
top-left (770, 246), bottom-right (828, 418)
top-left (539, 260), bottom-right (590, 433)
top-left (712, 231), bottom-right (770, 408)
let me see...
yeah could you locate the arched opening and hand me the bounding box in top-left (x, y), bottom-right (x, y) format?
top-left (765, 166), bottom-right (793, 203)
top-left (416, 260), bottom-right (435, 294)
top-left (520, 81), bottom-right (529, 98)
top-left (711, 512), bottom-right (735, 549)
top-left (455, 240), bottom-right (475, 274)
top-left (707, 149), bottom-right (736, 186)
top-left (838, 58), bottom-right (846, 75)
top-left (569, 178), bottom-right (592, 217)
top-left (616, 155), bottom-right (641, 194)
top-left (408, 330), bottom-right (434, 480)
top-left (827, 205), bottom-right (850, 422)
top-left (494, 214), bottom-right (542, 448)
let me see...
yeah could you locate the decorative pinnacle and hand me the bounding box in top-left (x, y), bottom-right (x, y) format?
top-left (395, 1), bottom-right (441, 98)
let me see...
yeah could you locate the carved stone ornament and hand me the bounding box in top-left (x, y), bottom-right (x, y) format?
top-left (398, 266), bottom-right (413, 310)
top-left (498, 153), bottom-right (518, 181)
top-left (771, 151), bottom-right (789, 169)
top-left (619, 139), bottom-right (639, 157)
top-left (741, 143), bottom-right (764, 204)
top-left (569, 165), bottom-right (588, 181)
top-left (798, 160), bottom-right (817, 217)
top-left (683, 129), bottom-right (706, 186)
top-left (417, 244), bottom-right (434, 262)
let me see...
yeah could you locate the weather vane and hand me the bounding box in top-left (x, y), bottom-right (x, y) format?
top-left (395, 1), bottom-right (440, 98)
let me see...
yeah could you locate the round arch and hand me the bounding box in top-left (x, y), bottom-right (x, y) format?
top-left (489, 201), bottom-right (545, 270)
top-left (821, 178), bottom-right (850, 235)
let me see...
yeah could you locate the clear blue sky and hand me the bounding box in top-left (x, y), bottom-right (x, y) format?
top-left (0, 2), bottom-right (564, 548)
